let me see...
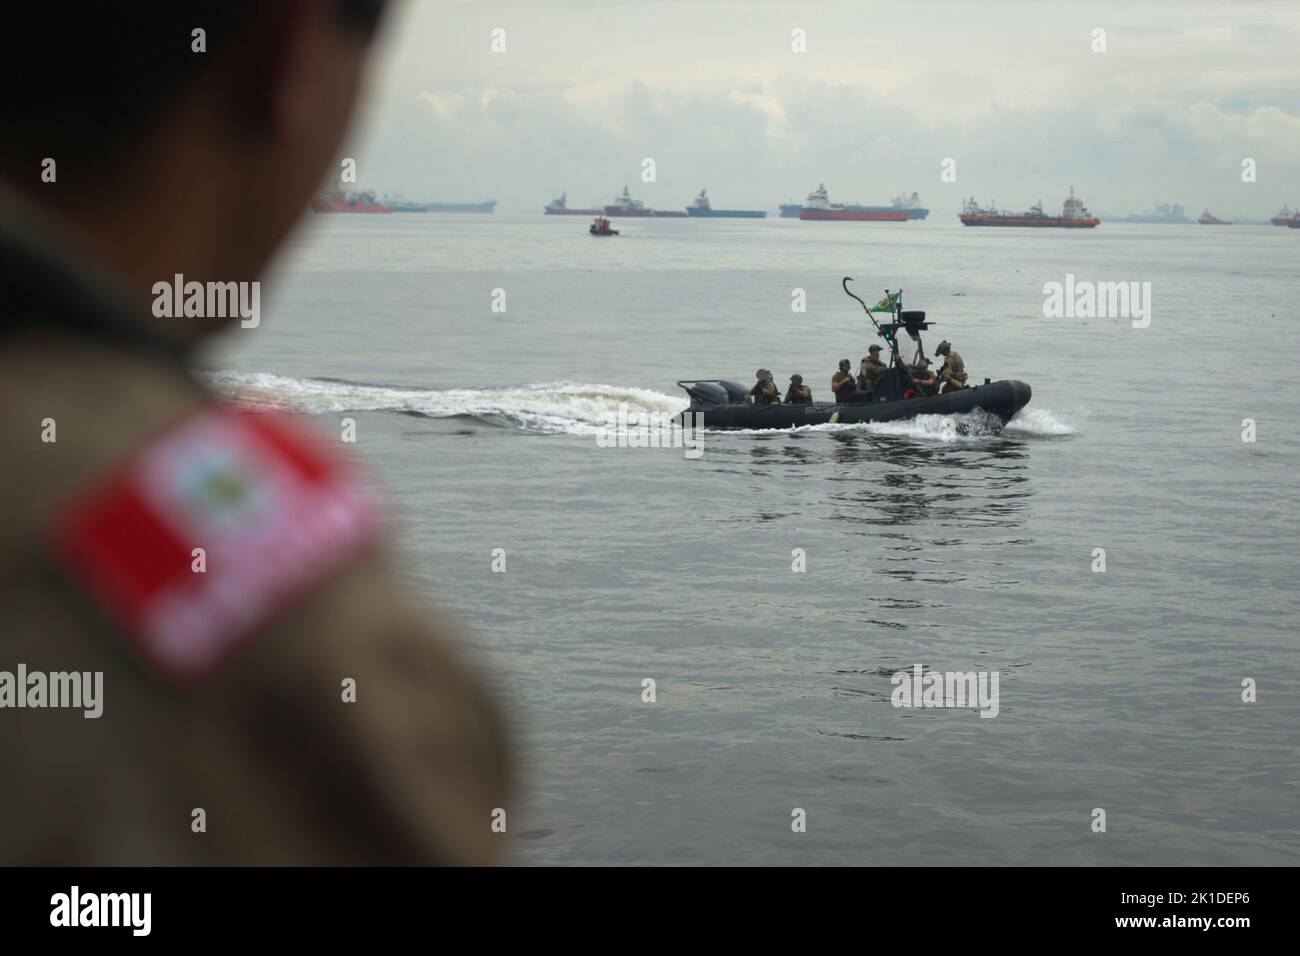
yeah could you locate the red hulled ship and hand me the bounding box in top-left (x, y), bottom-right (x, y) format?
top-left (310, 190), bottom-right (393, 213)
top-left (960, 187), bottom-right (1098, 228)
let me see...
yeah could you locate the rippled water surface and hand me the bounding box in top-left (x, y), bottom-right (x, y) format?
top-left (210, 214), bottom-right (1300, 864)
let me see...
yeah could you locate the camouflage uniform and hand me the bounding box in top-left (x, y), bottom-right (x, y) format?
top-left (0, 197), bottom-right (509, 865)
top-left (750, 370), bottom-right (781, 405)
top-left (936, 341), bottom-right (968, 391)
top-left (857, 354), bottom-right (889, 394)
top-left (784, 375), bottom-right (812, 404)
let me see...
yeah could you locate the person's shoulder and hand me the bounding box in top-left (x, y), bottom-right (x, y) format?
top-left (0, 332), bottom-right (204, 537)
top-left (47, 397), bottom-right (383, 684)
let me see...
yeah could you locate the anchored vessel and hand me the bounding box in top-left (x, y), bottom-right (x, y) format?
top-left (1199, 209), bottom-right (1231, 225)
top-left (960, 187), bottom-right (1099, 228)
top-left (685, 189), bottom-right (767, 218)
top-left (678, 280), bottom-right (1032, 430)
top-left (851, 191), bottom-right (929, 220)
top-left (799, 183), bottom-right (910, 221)
top-left (310, 190), bottom-right (393, 213)
top-left (425, 200), bottom-right (497, 213)
top-left (546, 192), bottom-right (604, 216)
top-left (1270, 204), bottom-right (1296, 226)
top-left (604, 186), bottom-right (688, 218)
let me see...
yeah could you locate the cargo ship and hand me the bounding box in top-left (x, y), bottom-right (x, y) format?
top-left (604, 186), bottom-right (688, 218)
top-left (779, 203), bottom-right (802, 218)
top-left (685, 189), bottom-right (766, 218)
top-left (545, 192), bottom-right (604, 216)
top-left (427, 200), bottom-right (496, 213)
top-left (1270, 204), bottom-right (1296, 226)
top-left (310, 190), bottom-right (393, 213)
top-left (851, 191), bottom-right (929, 220)
top-left (799, 184), bottom-right (909, 221)
top-left (380, 197), bottom-right (496, 213)
top-left (1198, 209), bottom-right (1231, 225)
top-left (959, 187), bottom-right (1099, 228)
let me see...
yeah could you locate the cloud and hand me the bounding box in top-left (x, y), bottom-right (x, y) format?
top-left (346, 0), bottom-right (1300, 217)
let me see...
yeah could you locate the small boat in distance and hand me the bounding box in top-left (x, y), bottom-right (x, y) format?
top-left (685, 189), bottom-right (767, 218)
top-left (310, 190), bottom-right (393, 213)
top-left (1199, 210), bottom-right (1231, 225)
top-left (959, 187), bottom-right (1099, 228)
top-left (604, 186), bottom-right (688, 218)
top-left (546, 192), bottom-right (604, 215)
top-left (1270, 204), bottom-right (1296, 226)
top-left (589, 217), bottom-right (619, 236)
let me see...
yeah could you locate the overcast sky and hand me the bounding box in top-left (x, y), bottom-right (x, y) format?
top-left (343, 0), bottom-right (1300, 218)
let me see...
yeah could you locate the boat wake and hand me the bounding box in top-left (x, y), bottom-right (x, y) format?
top-left (724, 407), bottom-right (1077, 441)
top-left (203, 370), bottom-right (688, 435)
top-left (204, 370), bottom-right (1077, 442)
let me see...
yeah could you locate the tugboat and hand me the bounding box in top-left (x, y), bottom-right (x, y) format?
top-left (589, 216), bottom-right (619, 236)
top-left (1198, 209), bottom-right (1231, 225)
top-left (678, 279), bottom-right (1032, 430)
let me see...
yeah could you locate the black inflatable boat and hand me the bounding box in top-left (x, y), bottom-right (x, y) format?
top-left (678, 377), bottom-right (1031, 430)
top-left (677, 277), bottom-right (1033, 431)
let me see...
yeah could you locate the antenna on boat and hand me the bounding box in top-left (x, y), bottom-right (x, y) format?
top-left (843, 276), bottom-right (925, 397)
top-left (841, 277), bottom-right (884, 335)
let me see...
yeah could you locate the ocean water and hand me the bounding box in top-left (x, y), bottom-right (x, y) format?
top-left (209, 213), bottom-right (1300, 865)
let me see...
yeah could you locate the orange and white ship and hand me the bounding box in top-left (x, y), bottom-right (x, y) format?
top-left (960, 187), bottom-right (1099, 228)
top-left (1198, 209), bottom-right (1231, 225)
top-left (310, 190), bottom-right (393, 213)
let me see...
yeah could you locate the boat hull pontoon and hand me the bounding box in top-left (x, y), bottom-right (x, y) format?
top-left (678, 379), bottom-right (1031, 430)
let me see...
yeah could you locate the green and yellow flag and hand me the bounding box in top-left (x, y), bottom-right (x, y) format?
top-left (869, 291), bottom-right (899, 314)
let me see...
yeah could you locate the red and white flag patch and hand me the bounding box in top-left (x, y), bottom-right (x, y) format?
top-left (53, 408), bottom-right (381, 682)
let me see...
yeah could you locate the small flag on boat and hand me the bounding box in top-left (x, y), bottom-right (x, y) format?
top-left (870, 291), bottom-right (899, 313)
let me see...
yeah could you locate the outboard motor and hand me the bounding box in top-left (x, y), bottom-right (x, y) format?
top-left (718, 380), bottom-right (749, 403)
top-left (680, 381), bottom-right (729, 405)
top-left (678, 380), bottom-right (750, 405)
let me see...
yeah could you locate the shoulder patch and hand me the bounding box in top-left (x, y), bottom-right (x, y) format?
top-left (53, 407), bottom-right (381, 683)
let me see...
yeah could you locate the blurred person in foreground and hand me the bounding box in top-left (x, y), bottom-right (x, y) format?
top-left (0, 1), bottom-right (509, 864)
